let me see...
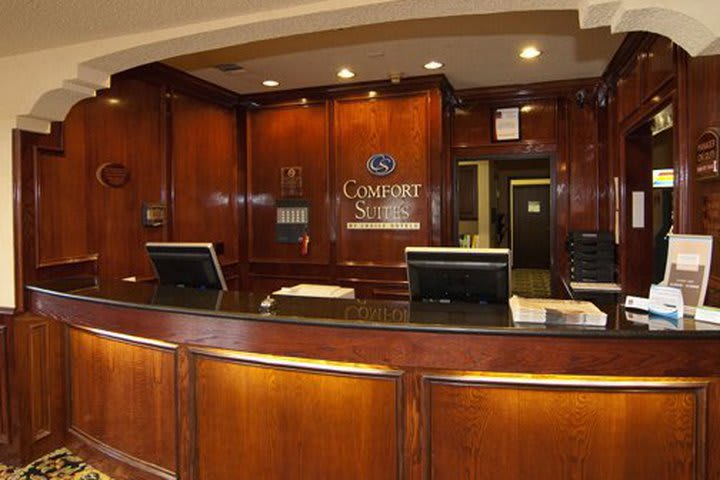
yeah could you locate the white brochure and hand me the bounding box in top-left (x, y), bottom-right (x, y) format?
top-left (649, 284), bottom-right (684, 319)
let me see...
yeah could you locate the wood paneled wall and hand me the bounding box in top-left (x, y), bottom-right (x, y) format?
top-left (247, 102), bottom-right (330, 265)
top-left (14, 65), bottom-right (241, 309)
top-left (244, 79), bottom-right (448, 297)
top-left (451, 79), bottom-right (604, 288)
top-left (13, 53), bottom-right (720, 304)
top-left (170, 92), bottom-right (240, 282)
top-left (605, 33), bottom-right (720, 303)
top-left (686, 54), bottom-right (720, 305)
top-left (83, 79), bottom-right (166, 279)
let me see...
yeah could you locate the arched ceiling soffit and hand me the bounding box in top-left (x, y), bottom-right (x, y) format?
top-left (18, 0), bottom-right (720, 132)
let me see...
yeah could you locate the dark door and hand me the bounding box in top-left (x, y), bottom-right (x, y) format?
top-left (512, 183), bottom-right (550, 268)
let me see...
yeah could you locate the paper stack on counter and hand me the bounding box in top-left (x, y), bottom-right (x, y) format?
top-left (509, 295), bottom-right (608, 326)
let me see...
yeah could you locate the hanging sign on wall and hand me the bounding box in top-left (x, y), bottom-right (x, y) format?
top-left (342, 153), bottom-right (422, 230)
top-left (696, 128), bottom-right (720, 180)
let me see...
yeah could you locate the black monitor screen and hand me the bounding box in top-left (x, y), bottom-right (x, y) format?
top-left (406, 247), bottom-right (511, 304)
top-left (146, 242), bottom-right (227, 291)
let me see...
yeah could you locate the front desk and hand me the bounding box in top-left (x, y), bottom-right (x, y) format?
top-left (26, 278), bottom-right (720, 480)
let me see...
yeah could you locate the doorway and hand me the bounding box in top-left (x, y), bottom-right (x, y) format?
top-left (621, 103), bottom-right (675, 295)
top-left (454, 156), bottom-right (553, 297)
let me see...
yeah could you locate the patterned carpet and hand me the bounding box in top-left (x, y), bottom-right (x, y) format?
top-left (0, 448), bottom-right (110, 480)
top-left (512, 268), bottom-right (552, 298)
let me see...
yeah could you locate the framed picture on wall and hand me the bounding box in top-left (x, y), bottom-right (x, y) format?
top-left (493, 107), bottom-right (520, 142)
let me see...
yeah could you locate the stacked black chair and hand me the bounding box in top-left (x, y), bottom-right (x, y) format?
top-left (568, 231), bottom-right (615, 282)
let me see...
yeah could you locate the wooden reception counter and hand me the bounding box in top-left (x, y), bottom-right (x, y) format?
top-left (25, 278), bottom-right (720, 480)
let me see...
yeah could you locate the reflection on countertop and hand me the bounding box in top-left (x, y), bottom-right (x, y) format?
top-left (25, 277), bottom-right (720, 338)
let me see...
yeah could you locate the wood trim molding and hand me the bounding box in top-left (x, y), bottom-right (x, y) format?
top-left (241, 74), bottom-right (453, 107)
top-left (116, 63), bottom-right (239, 108)
top-left (189, 345), bottom-right (405, 376)
top-left (452, 143), bottom-right (559, 156)
top-left (602, 32), bottom-right (655, 86)
top-left (28, 322), bottom-right (50, 442)
top-left (69, 324), bottom-right (178, 351)
top-left (36, 254), bottom-right (99, 269)
top-left (13, 129), bottom-right (24, 311)
top-left (456, 77), bottom-right (601, 102)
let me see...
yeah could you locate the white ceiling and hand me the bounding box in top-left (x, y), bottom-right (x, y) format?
top-left (165, 11), bottom-right (625, 94)
top-left (0, 0), bottom-right (323, 57)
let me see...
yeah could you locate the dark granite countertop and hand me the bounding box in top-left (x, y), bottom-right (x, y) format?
top-left (26, 277), bottom-right (720, 338)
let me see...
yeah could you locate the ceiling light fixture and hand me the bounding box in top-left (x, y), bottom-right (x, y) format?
top-left (262, 80), bottom-right (280, 87)
top-left (519, 46), bottom-right (542, 59)
top-left (423, 61), bottom-right (444, 70)
top-left (337, 68), bottom-right (356, 79)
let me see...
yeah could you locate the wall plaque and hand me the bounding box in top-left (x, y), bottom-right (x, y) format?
top-left (280, 166), bottom-right (303, 197)
top-left (696, 128), bottom-right (720, 180)
top-left (493, 107), bottom-right (520, 142)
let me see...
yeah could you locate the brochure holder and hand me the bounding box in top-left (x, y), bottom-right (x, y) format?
top-left (661, 234), bottom-right (713, 311)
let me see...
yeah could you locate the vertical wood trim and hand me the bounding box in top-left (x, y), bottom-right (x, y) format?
top-left (425, 90), bottom-right (436, 246)
top-left (0, 326), bottom-right (9, 444)
top-left (673, 47), bottom-right (692, 234)
top-left (161, 85), bottom-right (173, 241)
top-left (12, 129), bottom-right (25, 312)
top-left (28, 322), bottom-right (50, 441)
top-left (402, 369), bottom-right (423, 480)
top-left (326, 99), bottom-right (337, 282)
top-left (176, 346), bottom-right (195, 480)
top-left (556, 97), bottom-right (571, 281)
top-left (236, 108), bottom-right (249, 290)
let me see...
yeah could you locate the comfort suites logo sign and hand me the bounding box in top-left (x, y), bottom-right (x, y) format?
top-left (366, 153), bottom-right (396, 177)
top-left (342, 153), bottom-right (422, 231)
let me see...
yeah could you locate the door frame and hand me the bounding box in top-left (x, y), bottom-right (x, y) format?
top-left (618, 97), bottom-right (677, 295)
top-left (452, 154), bottom-right (556, 272)
top-left (510, 178), bottom-right (551, 266)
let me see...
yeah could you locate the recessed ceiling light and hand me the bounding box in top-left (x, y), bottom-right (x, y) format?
top-left (262, 79), bottom-right (280, 87)
top-left (423, 61), bottom-right (444, 70)
top-left (337, 68), bottom-right (356, 79)
top-left (519, 46), bottom-right (542, 59)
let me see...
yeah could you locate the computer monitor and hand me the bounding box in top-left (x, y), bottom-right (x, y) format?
top-left (146, 242), bottom-right (227, 291)
top-left (405, 247), bottom-right (511, 304)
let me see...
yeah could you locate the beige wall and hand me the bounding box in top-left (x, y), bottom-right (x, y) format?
top-left (1, 0), bottom-right (719, 308)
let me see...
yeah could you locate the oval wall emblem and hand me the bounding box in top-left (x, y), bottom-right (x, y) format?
top-left (366, 153), bottom-right (396, 177)
top-left (96, 162), bottom-right (130, 188)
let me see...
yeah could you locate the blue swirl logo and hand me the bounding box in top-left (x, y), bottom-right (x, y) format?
top-left (366, 154), bottom-right (396, 177)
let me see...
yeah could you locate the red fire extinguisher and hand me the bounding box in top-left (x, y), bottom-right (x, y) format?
top-left (299, 231), bottom-right (310, 256)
